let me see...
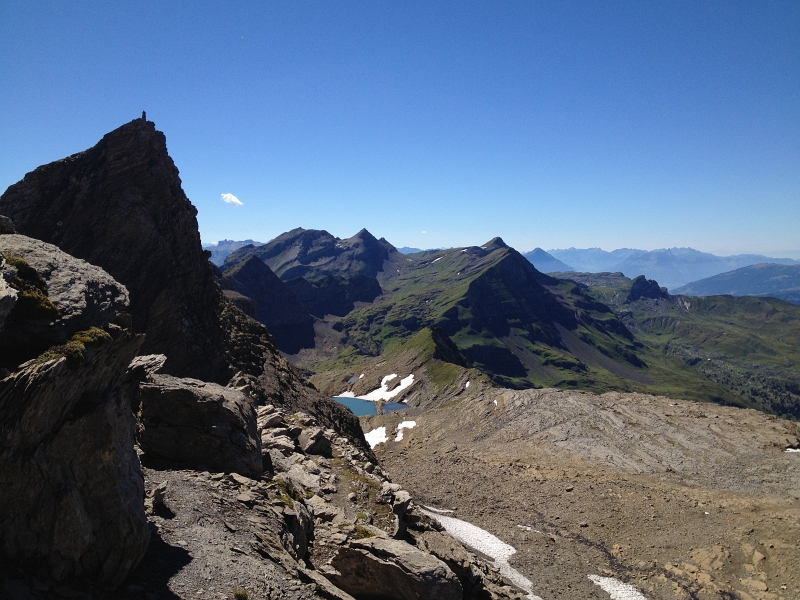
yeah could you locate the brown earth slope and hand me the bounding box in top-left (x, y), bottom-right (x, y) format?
top-left (366, 389), bottom-right (800, 600)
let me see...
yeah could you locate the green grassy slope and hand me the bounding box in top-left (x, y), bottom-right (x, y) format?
top-left (334, 239), bottom-right (651, 391)
top-left (558, 272), bottom-right (800, 417)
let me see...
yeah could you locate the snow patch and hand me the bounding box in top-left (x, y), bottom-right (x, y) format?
top-left (493, 399), bottom-right (498, 408)
top-left (364, 427), bottom-right (387, 448)
top-left (422, 505), bottom-right (454, 514)
top-left (432, 256), bottom-right (443, 263)
top-left (465, 381), bottom-right (470, 388)
top-left (359, 373), bottom-right (364, 379)
top-left (588, 575), bottom-right (648, 599)
top-left (359, 374), bottom-right (416, 401)
top-left (394, 420), bottom-right (417, 442)
top-left (336, 391), bottom-right (356, 398)
top-left (420, 510), bottom-right (542, 600)
top-left (785, 448), bottom-right (800, 453)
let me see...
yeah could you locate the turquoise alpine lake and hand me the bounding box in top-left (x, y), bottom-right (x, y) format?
top-left (332, 396), bottom-right (408, 416)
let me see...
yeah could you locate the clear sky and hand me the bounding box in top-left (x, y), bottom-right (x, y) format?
top-left (2, 1), bottom-right (798, 257)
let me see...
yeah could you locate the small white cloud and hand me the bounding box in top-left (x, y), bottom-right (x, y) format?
top-left (221, 193), bottom-right (243, 206)
top-left (422, 230), bottom-right (427, 234)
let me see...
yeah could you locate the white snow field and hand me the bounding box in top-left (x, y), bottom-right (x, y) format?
top-left (359, 373), bottom-right (416, 401)
top-left (421, 511), bottom-right (651, 600)
top-left (364, 427), bottom-right (387, 448)
top-left (588, 575), bottom-right (649, 599)
top-left (420, 509), bottom-right (543, 600)
top-left (394, 420), bottom-right (417, 441)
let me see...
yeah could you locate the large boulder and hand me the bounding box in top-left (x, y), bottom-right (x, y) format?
top-left (0, 326), bottom-right (147, 588)
top-left (325, 536), bottom-right (463, 600)
top-left (0, 235), bottom-right (129, 368)
top-left (137, 374), bottom-right (262, 475)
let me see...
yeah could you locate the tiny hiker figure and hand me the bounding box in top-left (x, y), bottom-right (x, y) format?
top-left (142, 110), bottom-right (147, 121)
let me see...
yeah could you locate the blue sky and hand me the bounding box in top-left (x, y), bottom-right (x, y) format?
top-left (1, 1), bottom-right (798, 257)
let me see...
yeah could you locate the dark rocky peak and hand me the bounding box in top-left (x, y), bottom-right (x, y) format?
top-left (0, 118), bottom-right (224, 379)
top-left (338, 228), bottom-right (391, 276)
top-left (626, 275), bottom-right (670, 303)
top-left (482, 236), bottom-right (509, 251)
top-left (229, 226), bottom-right (396, 283)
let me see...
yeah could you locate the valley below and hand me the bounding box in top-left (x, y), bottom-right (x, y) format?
top-left (364, 388), bottom-right (800, 600)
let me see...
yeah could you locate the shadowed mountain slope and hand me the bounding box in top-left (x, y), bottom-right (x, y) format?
top-left (223, 227), bottom-right (409, 318)
top-left (219, 256), bottom-right (315, 353)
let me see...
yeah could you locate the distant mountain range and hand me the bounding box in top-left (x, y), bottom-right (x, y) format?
top-left (544, 247), bottom-right (798, 291)
top-left (209, 231), bottom-right (800, 416)
top-left (522, 248), bottom-right (574, 273)
top-left (674, 263), bottom-right (800, 305)
top-left (203, 239), bottom-right (264, 266)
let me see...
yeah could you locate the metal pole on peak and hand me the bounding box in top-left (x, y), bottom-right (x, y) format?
top-left (142, 111), bottom-right (147, 121)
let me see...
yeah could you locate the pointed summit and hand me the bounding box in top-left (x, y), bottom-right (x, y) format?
top-left (0, 120), bottom-right (275, 388)
top-left (482, 237), bottom-right (509, 251)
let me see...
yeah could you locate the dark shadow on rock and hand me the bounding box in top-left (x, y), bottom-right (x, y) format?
top-left (122, 524), bottom-right (191, 600)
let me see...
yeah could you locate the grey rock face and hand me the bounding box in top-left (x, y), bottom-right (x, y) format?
top-left (298, 426), bottom-right (333, 457)
top-left (0, 329), bottom-right (148, 588)
top-left (326, 536), bottom-right (463, 600)
top-left (0, 235), bottom-right (129, 366)
top-left (138, 374), bottom-right (262, 476)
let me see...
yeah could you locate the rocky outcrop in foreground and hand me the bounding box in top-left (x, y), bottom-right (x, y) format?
top-left (0, 232), bottom-right (148, 589)
top-left (0, 235), bottom-right (129, 369)
top-left (137, 374), bottom-right (263, 476)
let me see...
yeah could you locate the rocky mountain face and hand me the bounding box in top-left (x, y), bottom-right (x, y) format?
top-left (0, 118), bottom-right (234, 382)
top-left (0, 233), bottom-right (149, 588)
top-left (222, 227), bottom-right (409, 320)
top-left (220, 256), bottom-right (315, 353)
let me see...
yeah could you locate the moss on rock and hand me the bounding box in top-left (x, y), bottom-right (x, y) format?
top-left (3, 253), bottom-right (60, 321)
